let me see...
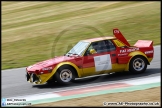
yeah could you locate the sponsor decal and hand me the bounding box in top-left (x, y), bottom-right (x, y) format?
top-left (120, 48), bottom-right (139, 53)
top-left (98, 61), bottom-right (109, 65)
top-left (118, 53), bottom-right (128, 56)
top-left (145, 50), bottom-right (153, 54)
top-left (94, 54), bottom-right (112, 72)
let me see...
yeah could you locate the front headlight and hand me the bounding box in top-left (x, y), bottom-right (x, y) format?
top-left (28, 65), bottom-right (33, 69)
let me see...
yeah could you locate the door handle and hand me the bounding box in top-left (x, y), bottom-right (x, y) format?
top-left (111, 54), bottom-right (116, 56)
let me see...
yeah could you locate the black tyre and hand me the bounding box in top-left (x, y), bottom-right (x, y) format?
top-left (129, 56), bottom-right (147, 74)
top-left (46, 78), bottom-right (55, 84)
top-left (54, 65), bottom-right (76, 84)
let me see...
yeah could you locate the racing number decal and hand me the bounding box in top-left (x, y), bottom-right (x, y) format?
top-left (113, 30), bottom-right (119, 34)
top-left (94, 54), bottom-right (112, 72)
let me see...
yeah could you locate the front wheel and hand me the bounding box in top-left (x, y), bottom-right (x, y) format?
top-left (129, 56), bottom-right (147, 74)
top-left (55, 66), bottom-right (76, 84)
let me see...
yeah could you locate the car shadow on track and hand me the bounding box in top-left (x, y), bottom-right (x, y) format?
top-left (32, 68), bottom-right (160, 89)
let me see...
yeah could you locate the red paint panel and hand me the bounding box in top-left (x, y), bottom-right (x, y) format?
top-left (134, 40), bottom-right (153, 47)
top-left (113, 28), bottom-right (130, 47)
top-left (82, 55), bottom-right (95, 68)
top-left (118, 56), bottom-right (131, 64)
top-left (68, 57), bottom-right (83, 68)
top-left (83, 51), bottom-right (117, 68)
top-left (137, 47), bottom-right (154, 58)
top-left (56, 83), bottom-right (131, 96)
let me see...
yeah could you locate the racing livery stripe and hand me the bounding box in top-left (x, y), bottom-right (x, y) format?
top-left (4, 76), bottom-right (160, 106)
top-left (56, 83), bottom-right (131, 96)
top-left (122, 76), bottom-right (160, 85)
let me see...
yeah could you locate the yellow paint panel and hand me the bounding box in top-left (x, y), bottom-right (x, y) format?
top-left (82, 64), bottom-right (127, 77)
top-left (128, 51), bottom-right (147, 58)
top-left (112, 63), bottom-right (127, 72)
top-left (28, 73), bottom-right (51, 84)
top-left (82, 67), bottom-right (96, 76)
top-left (40, 62), bottom-right (83, 84)
top-left (38, 73), bottom-right (51, 82)
top-left (148, 58), bottom-right (153, 62)
top-left (124, 51), bottom-right (152, 71)
top-left (30, 63), bottom-right (128, 84)
top-left (113, 39), bottom-right (126, 47)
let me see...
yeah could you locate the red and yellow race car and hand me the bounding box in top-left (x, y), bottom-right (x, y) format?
top-left (26, 28), bottom-right (154, 84)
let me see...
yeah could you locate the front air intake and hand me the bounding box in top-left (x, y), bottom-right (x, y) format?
top-left (31, 73), bottom-right (39, 82)
top-left (26, 73), bottom-right (30, 81)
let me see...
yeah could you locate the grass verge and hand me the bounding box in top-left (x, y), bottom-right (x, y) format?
top-left (2, 1), bottom-right (160, 70)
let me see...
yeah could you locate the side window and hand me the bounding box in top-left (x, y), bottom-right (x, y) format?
top-left (94, 40), bottom-right (116, 53)
top-left (105, 40), bottom-right (116, 51)
top-left (84, 40), bottom-right (116, 56)
top-left (84, 44), bottom-right (93, 56)
top-left (92, 41), bottom-right (106, 53)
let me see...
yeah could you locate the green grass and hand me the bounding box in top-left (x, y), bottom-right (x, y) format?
top-left (2, 1), bottom-right (160, 70)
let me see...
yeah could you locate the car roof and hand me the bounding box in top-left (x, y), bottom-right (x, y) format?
top-left (81, 36), bottom-right (116, 42)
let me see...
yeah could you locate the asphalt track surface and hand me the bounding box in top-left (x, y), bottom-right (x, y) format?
top-left (2, 46), bottom-right (161, 98)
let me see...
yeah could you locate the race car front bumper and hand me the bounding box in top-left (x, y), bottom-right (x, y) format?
top-left (26, 73), bottom-right (41, 84)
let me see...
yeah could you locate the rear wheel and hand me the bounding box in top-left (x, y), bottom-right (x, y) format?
top-left (55, 66), bottom-right (76, 84)
top-left (129, 56), bottom-right (147, 74)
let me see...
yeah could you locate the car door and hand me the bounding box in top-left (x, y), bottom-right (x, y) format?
top-left (82, 40), bottom-right (117, 77)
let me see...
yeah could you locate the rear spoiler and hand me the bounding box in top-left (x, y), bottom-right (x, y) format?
top-left (113, 28), bottom-right (130, 47)
top-left (134, 40), bottom-right (153, 47)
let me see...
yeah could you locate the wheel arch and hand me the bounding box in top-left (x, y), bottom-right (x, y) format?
top-left (124, 51), bottom-right (150, 71)
top-left (41, 62), bottom-right (82, 83)
top-left (53, 62), bottom-right (81, 78)
top-left (57, 64), bottom-right (79, 78)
